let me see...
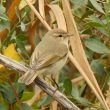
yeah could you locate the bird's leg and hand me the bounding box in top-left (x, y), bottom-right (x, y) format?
top-left (51, 75), bottom-right (59, 91)
top-left (43, 74), bottom-right (59, 92)
top-left (51, 74), bottom-right (59, 110)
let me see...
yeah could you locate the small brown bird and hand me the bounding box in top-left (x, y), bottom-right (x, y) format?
top-left (18, 29), bottom-right (69, 85)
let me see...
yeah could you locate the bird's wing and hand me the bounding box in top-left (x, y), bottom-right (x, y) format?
top-left (18, 40), bottom-right (68, 85)
top-left (30, 41), bottom-right (68, 71)
top-left (18, 52), bottom-right (67, 85)
top-left (30, 52), bottom-right (66, 71)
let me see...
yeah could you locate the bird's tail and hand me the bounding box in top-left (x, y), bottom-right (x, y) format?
top-left (18, 70), bottom-right (39, 85)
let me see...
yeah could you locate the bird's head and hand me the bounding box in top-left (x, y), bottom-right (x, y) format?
top-left (44, 29), bottom-right (73, 42)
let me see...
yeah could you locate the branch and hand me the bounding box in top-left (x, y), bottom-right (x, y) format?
top-left (0, 54), bottom-right (80, 110)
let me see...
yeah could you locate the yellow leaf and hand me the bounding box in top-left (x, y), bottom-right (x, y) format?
top-left (0, 61), bottom-right (5, 71)
top-left (3, 43), bottom-right (21, 61)
top-left (0, 44), bottom-right (21, 71)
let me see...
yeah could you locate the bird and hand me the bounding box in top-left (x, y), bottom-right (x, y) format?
top-left (18, 28), bottom-right (70, 85)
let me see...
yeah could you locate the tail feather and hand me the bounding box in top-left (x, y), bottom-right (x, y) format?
top-left (18, 71), bottom-right (39, 85)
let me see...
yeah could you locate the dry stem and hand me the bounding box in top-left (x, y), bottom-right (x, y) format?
top-left (0, 54), bottom-right (80, 110)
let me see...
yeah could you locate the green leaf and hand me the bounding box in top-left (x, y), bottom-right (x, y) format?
top-left (22, 103), bottom-right (33, 110)
top-left (14, 83), bottom-right (26, 98)
top-left (70, 0), bottom-right (88, 17)
top-left (70, 0), bottom-right (88, 10)
top-left (89, 15), bottom-right (103, 24)
top-left (84, 37), bottom-right (110, 54)
top-left (0, 4), bottom-right (10, 31)
top-left (0, 104), bottom-right (7, 110)
top-left (91, 60), bottom-right (105, 75)
top-left (0, 14), bottom-right (10, 31)
top-left (0, 4), bottom-right (6, 14)
top-left (85, 49), bottom-right (93, 59)
top-left (87, 15), bottom-right (105, 28)
top-left (64, 78), bottom-right (72, 94)
top-left (86, 21), bottom-right (103, 27)
top-left (21, 91), bottom-right (34, 101)
top-left (104, 1), bottom-right (110, 14)
top-left (71, 84), bottom-right (79, 97)
top-left (34, 34), bottom-right (41, 46)
top-left (75, 97), bottom-right (91, 106)
top-left (71, 84), bottom-right (91, 106)
top-left (85, 15), bottom-right (110, 37)
top-left (105, 67), bottom-right (110, 85)
top-left (16, 34), bottom-right (29, 59)
top-left (89, 0), bottom-right (105, 14)
top-left (80, 10), bottom-right (93, 21)
top-left (0, 83), bottom-right (25, 104)
top-left (37, 96), bottom-right (52, 107)
top-left (20, 22), bottom-right (26, 32)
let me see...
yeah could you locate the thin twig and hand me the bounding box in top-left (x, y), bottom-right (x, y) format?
top-left (24, 0), bottom-right (51, 30)
top-left (0, 54), bottom-right (80, 110)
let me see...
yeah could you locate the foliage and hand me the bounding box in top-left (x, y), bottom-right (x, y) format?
top-left (0, 4), bottom-right (10, 31)
top-left (0, 0), bottom-right (110, 110)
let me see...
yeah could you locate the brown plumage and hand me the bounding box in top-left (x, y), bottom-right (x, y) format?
top-left (18, 29), bottom-right (69, 85)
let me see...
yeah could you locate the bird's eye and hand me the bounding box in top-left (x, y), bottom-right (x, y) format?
top-left (58, 34), bottom-right (63, 37)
